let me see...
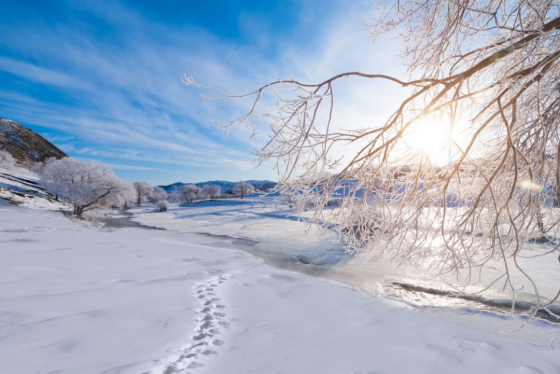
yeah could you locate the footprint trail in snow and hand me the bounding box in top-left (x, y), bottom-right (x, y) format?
top-left (149, 274), bottom-right (233, 374)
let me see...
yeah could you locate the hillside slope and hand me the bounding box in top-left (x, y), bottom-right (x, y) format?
top-left (0, 166), bottom-right (69, 210)
top-left (0, 118), bottom-right (67, 166)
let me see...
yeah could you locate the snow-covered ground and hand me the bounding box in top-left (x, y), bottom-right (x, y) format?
top-left (1, 201), bottom-right (560, 373)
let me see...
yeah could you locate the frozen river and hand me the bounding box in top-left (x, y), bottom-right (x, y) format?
top-left (126, 197), bottom-right (560, 348)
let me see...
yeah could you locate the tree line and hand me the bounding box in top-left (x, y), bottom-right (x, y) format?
top-left (28, 157), bottom-right (257, 216)
top-left (168, 181), bottom-right (255, 203)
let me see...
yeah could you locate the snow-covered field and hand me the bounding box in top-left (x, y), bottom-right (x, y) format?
top-left (1, 200), bottom-right (560, 373)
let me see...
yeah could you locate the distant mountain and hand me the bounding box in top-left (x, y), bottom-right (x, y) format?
top-left (0, 118), bottom-right (67, 166)
top-left (160, 180), bottom-right (277, 193)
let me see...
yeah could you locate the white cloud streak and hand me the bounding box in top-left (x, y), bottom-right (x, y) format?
top-left (0, 0), bottom-right (406, 181)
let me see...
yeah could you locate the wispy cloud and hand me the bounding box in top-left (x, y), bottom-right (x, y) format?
top-left (0, 0), bottom-right (403, 184)
top-left (0, 57), bottom-right (91, 91)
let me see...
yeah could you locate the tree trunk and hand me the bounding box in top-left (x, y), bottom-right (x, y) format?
top-left (137, 195), bottom-right (142, 206)
top-left (73, 204), bottom-right (84, 216)
top-left (537, 210), bottom-right (545, 233)
top-left (55, 193), bottom-right (59, 201)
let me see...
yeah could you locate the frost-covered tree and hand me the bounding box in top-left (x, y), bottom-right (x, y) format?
top-left (151, 186), bottom-right (168, 203)
top-left (233, 181), bottom-right (255, 199)
top-left (32, 157), bottom-right (56, 175)
top-left (167, 190), bottom-right (181, 203)
top-left (180, 184), bottom-right (200, 204)
top-left (40, 158), bottom-right (135, 216)
top-left (38, 157), bottom-right (69, 201)
top-left (31, 161), bottom-right (44, 175)
top-left (185, 1), bottom-right (560, 318)
top-left (202, 184), bottom-right (221, 200)
top-left (0, 150), bottom-right (15, 170)
top-left (134, 182), bottom-right (153, 206)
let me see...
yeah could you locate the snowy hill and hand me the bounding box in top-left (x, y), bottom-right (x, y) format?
top-left (160, 179), bottom-right (277, 193)
top-left (0, 118), bottom-right (67, 167)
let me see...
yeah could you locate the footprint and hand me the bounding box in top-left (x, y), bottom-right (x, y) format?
top-left (186, 362), bottom-right (204, 369)
top-left (193, 333), bottom-right (209, 341)
top-left (163, 365), bottom-right (178, 374)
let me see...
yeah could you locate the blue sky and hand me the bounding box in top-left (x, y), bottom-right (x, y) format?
top-left (0, 0), bottom-right (405, 185)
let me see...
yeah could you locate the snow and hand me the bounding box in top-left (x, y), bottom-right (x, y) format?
top-left (0, 207), bottom-right (227, 374)
top-left (1, 202), bottom-right (560, 374)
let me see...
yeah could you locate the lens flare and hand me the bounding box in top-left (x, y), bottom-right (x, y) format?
top-left (520, 179), bottom-right (544, 193)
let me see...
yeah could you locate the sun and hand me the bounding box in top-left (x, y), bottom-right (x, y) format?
top-left (403, 118), bottom-right (458, 167)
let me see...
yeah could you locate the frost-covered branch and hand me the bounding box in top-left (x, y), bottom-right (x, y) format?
top-left (184, 0), bottom-right (560, 320)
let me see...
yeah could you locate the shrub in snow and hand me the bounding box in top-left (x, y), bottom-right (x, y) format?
top-left (233, 181), bottom-right (255, 199)
top-left (0, 150), bottom-right (15, 169)
top-left (40, 158), bottom-right (135, 216)
top-left (133, 182), bottom-right (153, 206)
top-left (157, 200), bottom-right (169, 212)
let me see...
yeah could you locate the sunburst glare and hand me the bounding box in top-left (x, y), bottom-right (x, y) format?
top-left (403, 118), bottom-right (460, 167)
